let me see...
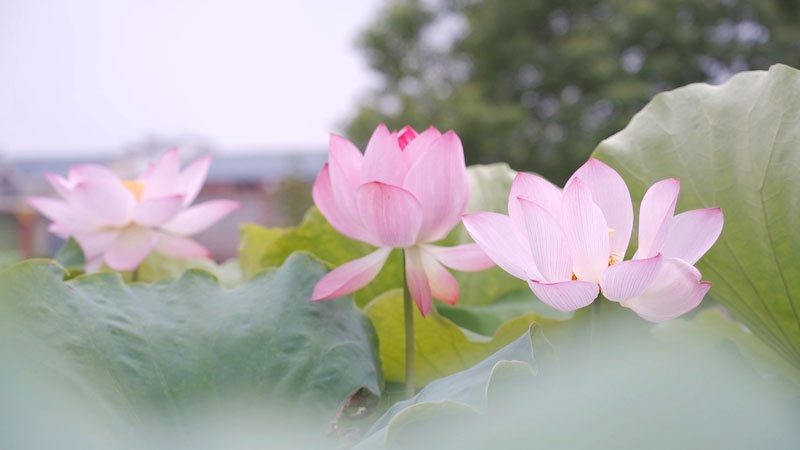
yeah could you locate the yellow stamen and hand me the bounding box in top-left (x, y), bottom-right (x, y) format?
top-left (608, 253), bottom-right (621, 266)
top-left (607, 228), bottom-right (620, 266)
top-left (122, 180), bottom-right (145, 202)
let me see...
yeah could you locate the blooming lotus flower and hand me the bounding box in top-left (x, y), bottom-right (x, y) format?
top-left (614, 178), bottom-right (724, 322)
top-left (28, 148), bottom-right (240, 272)
top-left (311, 124), bottom-right (494, 316)
top-left (462, 158), bottom-right (723, 322)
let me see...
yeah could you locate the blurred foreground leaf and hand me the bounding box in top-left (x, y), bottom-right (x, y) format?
top-left (358, 307), bottom-right (800, 449)
top-left (356, 329), bottom-right (538, 449)
top-left (0, 253), bottom-right (381, 430)
top-left (654, 308), bottom-right (800, 389)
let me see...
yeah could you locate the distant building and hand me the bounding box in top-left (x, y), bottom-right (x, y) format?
top-left (0, 151), bottom-right (326, 261)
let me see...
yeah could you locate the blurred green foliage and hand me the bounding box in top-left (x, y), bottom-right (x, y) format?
top-left (345, 0), bottom-right (800, 183)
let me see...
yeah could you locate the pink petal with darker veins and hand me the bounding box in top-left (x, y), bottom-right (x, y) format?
top-left (72, 179), bottom-right (136, 227)
top-left (567, 159), bottom-right (633, 259)
top-left (103, 226), bottom-right (157, 271)
top-left (312, 164), bottom-right (367, 242)
top-left (68, 164), bottom-right (121, 185)
top-left (400, 126), bottom-right (443, 170)
top-left (161, 200), bottom-right (240, 236)
top-left (395, 125), bottom-right (418, 149)
top-left (518, 198), bottom-right (572, 283)
top-left (140, 147), bottom-right (181, 198)
top-left (404, 247), bottom-right (434, 316)
top-left (418, 247), bottom-right (459, 305)
top-left (462, 211), bottom-right (538, 281)
top-left (403, 131), bottom-right (469, 242)
top-left (27, 197), bottom-right (96, 233)
top-left (139, 148), bottom-right (182, 198)
top-left (74, 230), bottom-right (119, 262)
top-left (44, 173), bottom-right (73, 198)
top-left (176, 155), bottom-right (211, 205)
top-left (356, 182), bottom-right (423, 247)
top-left (528, 279), bottom-right (599, 312)
top-left (312, 247), bottom-right (393, 301)
top-left (509, 172), bottom-right (562, 225)
top-left (156, 233), bottom-right (211, 259)
top-left (635, 178), bottom-right (680, 259)
top-left (621, 258), bottom-right (711, 322)
top-left (328, 133), bottom-right (364, 224)
top-left (559, 178), bottom-right (609, 283)
top-left (362, 124), bottom-right (406, 185)
top-left (133, 195), bottom-right (185, 227)
top-left (422, 243), bottom-right (495, 272)
top-left (662, 207), bottom-right (724, 265)
top-left (600, 254), bottom-right (663, 302)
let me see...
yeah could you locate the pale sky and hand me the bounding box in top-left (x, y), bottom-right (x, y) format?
top-left (0, 0), bottom-right (383, 160)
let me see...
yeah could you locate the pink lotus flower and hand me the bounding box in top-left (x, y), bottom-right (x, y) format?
top-left (311, 124), bottom-right (494, 316)
top-left (28, 148), bottom-right (240, 272)
top-left (616, 178), bottom-right (724, 322)
top-left (462, 158), bottom-right (723, 322)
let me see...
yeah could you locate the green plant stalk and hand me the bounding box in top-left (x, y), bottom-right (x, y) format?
top-left (402, 249), bottom-right (415, 398)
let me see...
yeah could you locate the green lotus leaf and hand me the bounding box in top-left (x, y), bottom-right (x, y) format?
top-left (0, 253), bottom-right (381, 428)
top-left (436, 289), bottom-right (573, 336)
top-left (653, 308), bottom-right (800, 389)
top-left (364, 289), bottom-right (559, 387)
top-left (357, 306), bottom-right (799, 449)
top-left (135, 252), bottom-right (243, 287)
top-left (355, 330), bottom-right (538, 449)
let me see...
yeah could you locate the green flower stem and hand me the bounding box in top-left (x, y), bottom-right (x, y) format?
top-left (402, 249), bottom-right (415, 399)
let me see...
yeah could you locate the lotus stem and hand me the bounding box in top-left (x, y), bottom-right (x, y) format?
top-left (402, 249), bottom-right (415, 399)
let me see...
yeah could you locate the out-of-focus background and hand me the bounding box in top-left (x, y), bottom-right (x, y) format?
top-left (2, 0), bottom-right (798, 261)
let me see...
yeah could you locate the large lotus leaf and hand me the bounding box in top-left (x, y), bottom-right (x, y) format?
top-left (593, 64), bottom-right (800, 369)
top-left (653, 308), bottom-right (800, 389)
top-left (239, 164), bottom-right (526, 308)
top-left (0, 310), bottom-right (363, 449)
top-left (0, 253), bottom-right (381, 428)
top-left (135, 252), bottom-right (243, 287)
top-left (364, 289), bottom-right (564, 387)
top-left (0, 314), bottom-right (128, 449)
top-left (357, 307), bottom-right (800, 450)
top-left (355, 330), bottom-right (539, 449)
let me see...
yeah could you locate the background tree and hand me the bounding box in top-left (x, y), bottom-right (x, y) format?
top-left (345, 0), bottom-right (800, 183)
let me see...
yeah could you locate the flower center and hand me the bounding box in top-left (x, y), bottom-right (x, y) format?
top-left (607, 228), bottom-right (621, 266)
top-left (397, 126), bottom-right (417, 150)
top-left (122, 180), bottom-right (145, 202)
top-left (608, 253), bottom-right (621, 266)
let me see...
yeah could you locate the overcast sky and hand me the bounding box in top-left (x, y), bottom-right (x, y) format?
top-left (0, 0), bottom-right (383, 160)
